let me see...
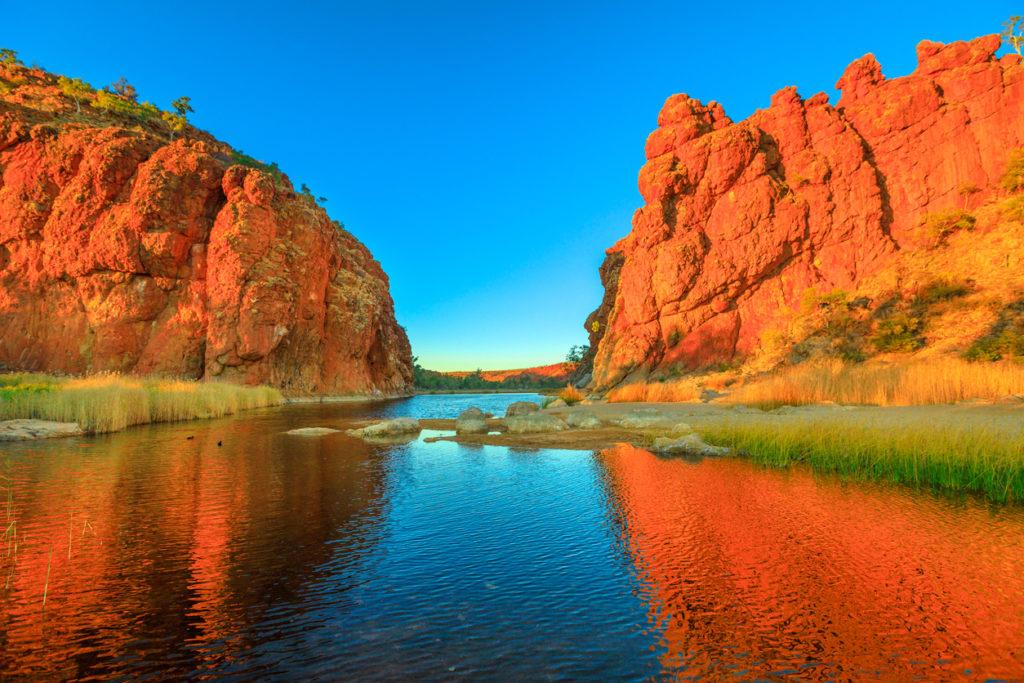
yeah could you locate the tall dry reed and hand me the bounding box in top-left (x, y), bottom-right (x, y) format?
top-left (0, 373), bottom-right (283, 433)
top-left (607, 379), bottom-right (701, 403)
top-left (729, 359), bottom-right (1024, 407)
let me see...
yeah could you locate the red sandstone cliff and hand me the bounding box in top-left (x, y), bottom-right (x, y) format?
top-left (0, 63), bottom-right (413, 395)
top-left (587, 35), bottom-right (1024, 389)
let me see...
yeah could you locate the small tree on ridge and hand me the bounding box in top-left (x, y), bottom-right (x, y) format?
top-left (1003, 15), bottom-right (1024, 55)
top-left (59, 76), bottom-right (93, 114)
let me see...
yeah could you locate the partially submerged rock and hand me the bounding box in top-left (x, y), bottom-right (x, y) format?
top-left (505, 401), bottom-right (541, 417)
top-left (456, 408), bottom-right (489, 435)
top-left (0, 419), bottom-right (83, 441)
top-left (285, 427), bottom-right (341, 436)
top-left (504, 413), bottom-right (569, 434)
top-left (565, 410), bottom-right (603, 429)
top-left (612, 409), bottom-right (680, 429)
top-left (346, 418), bottom-right (421, 439)
top-left (650, 433), bottom-right (728, 457)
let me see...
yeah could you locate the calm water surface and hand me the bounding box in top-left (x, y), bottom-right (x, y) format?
top-left (1, 393), bottom-right (1023, 680)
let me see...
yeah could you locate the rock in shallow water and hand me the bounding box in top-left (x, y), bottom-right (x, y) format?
top-left (504, 413), bottom-right (568, 434)
top-left (0, 419), bottom-right (83, 441)
top-left (285, 427), bottom-right (341, 436)
top-left (456, 408), bottom-right (489, 434)
top-left (651, 433), bottom-right (728, 457)
top-left (346, 418), bottom-right (421, 439)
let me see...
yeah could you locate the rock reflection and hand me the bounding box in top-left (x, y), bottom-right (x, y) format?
top-left (599, 444), bottom-right (1024, 679)
top-left (0, 417), bottom-right (389, 678)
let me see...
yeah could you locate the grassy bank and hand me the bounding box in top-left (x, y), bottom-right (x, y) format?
top-left (0, 373), bottom-right (283, 433)
top-left (608, 358), bottom-right (1024, 407)
top-left (697, 412), bottom-right (1024, 503)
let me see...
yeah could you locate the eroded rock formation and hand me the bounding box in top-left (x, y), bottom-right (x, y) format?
top-left (588, 35), bottom-right (1024, 388)
top-left (0, 65), bottom-right (412, 395)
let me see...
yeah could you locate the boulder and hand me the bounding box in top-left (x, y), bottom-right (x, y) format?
top-left (565, 410), bottom-right (603, 429)
top-left (455, 408), bottom-right (490, 434)
top-left (612, 409), bottom-right (685, 430)
top-left (504, 413), bottom-right (569, 434)
top-left (505, 401), bottom-right (541, 417)
top-left (544, 398), bottom-right (568, 409)
top-left (650, 433), bottom-right (728, 457)
top-left (346, 418), bottom-right (420, 439)
top-left (0, 419), bottom-right (83, 441)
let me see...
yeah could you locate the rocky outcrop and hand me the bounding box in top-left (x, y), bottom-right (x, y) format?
top-left (0, 63), bottom-right (413, 395)
top-left (588, 35), bottom-right (1024, 388)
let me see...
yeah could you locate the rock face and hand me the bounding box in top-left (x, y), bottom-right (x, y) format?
top-left (0, 63), bottom-right (413, 396)
top-left (588, 35), bottom-right (1024, 388)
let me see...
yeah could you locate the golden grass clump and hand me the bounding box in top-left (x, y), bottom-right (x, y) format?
top-left (0, 373), bottom-right (283, 433)
top-left (729, 358), bottom-right (1024, 408)
top-left (699, 413), bottom-right (1024, 503)
top-left (557, 384), bottom-right (584, 405)
top-left (607, 379), bottom-right (701, 403)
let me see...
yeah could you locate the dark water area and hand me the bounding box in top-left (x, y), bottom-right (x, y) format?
top-left (1, 393), bottom-right (1023, 680)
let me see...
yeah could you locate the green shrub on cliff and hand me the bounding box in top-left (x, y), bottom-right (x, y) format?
top-left (872, 313), bottom-right (924, 352)
top-left (59, 75), bottom-right (93, 114)
top-left (92, 90), bottom-right (159, 121)
top-left (0, 48), bottom-right (20, 66)
top-left (919, 209), bottom-right (975, 245)
top-left (1000, 148), bottom-right (1024, 193)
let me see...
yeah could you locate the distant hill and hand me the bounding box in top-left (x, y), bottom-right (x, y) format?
top-left (413, 362), bottom-right (573, 391)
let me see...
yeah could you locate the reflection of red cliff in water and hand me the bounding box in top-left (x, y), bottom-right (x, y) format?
top-left (0, 422), bottom-right (388, 677)
top-left (600, 444), bottom-right (1024, 678)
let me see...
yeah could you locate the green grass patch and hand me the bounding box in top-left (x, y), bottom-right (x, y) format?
top-left (700, 416), bottom-right (1024, 503)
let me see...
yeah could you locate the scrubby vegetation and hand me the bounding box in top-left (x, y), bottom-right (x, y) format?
top-left (1001, 148), bottom-right (1024, 193)
top-left (557, 384), bottom-right (584, 405)
top-left (962, 301), bottom-right (1024, 361)
top-left (727, 358), bottom-right (1024, 407)
top-left (608, 379), bottom-right (701, 403)
top-left (919, 209), bottom-right (976, 245)
top-left (0, 373), bottom-right (282, 434)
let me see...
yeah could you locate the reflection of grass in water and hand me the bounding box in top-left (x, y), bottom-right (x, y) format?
top-left (728, 359), bottom-right (1024, 407)
top-left (700, 415), bottom-right (1024, 503)
top-left (0, 372), bottom-right (283, 433)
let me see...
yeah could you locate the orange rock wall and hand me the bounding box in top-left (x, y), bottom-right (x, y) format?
top-left (589, 35), bottom-right (1024, 388)
top-left (0, 118), bottom-right (413, 395)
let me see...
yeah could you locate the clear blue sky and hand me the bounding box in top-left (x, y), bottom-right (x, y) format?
top-left (4, 2), bottom-right (1016, 370)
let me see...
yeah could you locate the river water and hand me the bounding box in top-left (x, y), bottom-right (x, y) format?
top-left (1, 393), bottom-right (1022, 680)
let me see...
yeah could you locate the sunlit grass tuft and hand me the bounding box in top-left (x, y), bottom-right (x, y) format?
top-left (608, 379), bottom-right (701, 403)
top-left (0, 373), bottom-right (283, 433)
top-left (728, 359), bottom-right (1024, 408)
top-left (557, 384), bottom-right (584, 405)
top-left (699, 414), bottom-right (1024, 503)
